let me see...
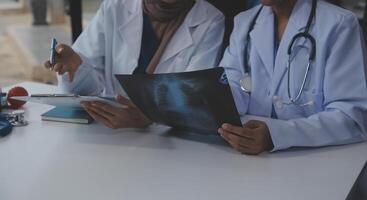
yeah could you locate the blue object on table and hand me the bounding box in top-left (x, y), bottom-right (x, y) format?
top-left (0, 114), bottom-right (12, 138)
top-left (41, 107), bottom-right (94, 124)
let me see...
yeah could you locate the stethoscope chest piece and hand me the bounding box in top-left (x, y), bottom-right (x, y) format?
top-left (1, 110), bottom-right (28, 127)
top-left (240, 73), bottom-right (252, 93)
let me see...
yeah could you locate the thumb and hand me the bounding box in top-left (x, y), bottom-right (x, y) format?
top-left (116, 95), bottom-right (136, 108)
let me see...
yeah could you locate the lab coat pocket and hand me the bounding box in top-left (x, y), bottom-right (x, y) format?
top-left (276, 90), bottom-right (324, 119)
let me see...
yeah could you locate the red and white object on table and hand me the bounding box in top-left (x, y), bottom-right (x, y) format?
top-left (2, 86), bottom-right (29, 110)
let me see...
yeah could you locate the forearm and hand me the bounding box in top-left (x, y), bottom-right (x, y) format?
top-left (58, 1), bottom-right (107, 96)
top-left (243, 110), bottom-right (367, 151)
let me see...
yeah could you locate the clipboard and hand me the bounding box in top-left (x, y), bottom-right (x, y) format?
top-left (11, 94), bottom-right (126, 108)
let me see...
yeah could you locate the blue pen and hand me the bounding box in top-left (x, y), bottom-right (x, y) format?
top-left (49, 38), bottom-right (58, 68)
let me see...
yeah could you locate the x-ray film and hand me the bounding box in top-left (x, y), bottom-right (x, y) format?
top-left (115, 68), bottom-right (241, 135)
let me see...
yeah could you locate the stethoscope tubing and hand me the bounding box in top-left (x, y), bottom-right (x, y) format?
top-left (242, 0), bottom-right (317, 105)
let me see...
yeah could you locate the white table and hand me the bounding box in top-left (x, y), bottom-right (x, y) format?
top-left (1, 82), bottom-right (366, 200)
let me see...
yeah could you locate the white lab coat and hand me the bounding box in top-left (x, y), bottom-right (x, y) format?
top-left (220, 0), bottom-right (367, 151)
top-left (59, 0), bottom-right (224, 96)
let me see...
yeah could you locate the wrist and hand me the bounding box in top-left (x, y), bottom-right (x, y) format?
top-left (265, 126), bottom-right (274, 151)
top-left (266, 135), bottom-right (274, 151)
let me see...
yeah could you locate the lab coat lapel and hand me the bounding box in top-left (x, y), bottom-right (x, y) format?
top-left (249, 7), bottom-right (275, 77)
top-left (159, 23), bottom-right (193, 64)
top-left (159, 0), bottom-right (206, 64)
top-left (117, 0), bottom-right (143, 73)
top-left (272, 0), bottom-right (313, 92)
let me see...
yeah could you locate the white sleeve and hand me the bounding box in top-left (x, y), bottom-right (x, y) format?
top-left (58, 1), bottom-right (107, 96)
top-left (220, 15), bottom-right (250, 116)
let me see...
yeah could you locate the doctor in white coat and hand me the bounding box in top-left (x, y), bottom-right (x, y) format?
top-left (45, 0), bottom-right (225, 129)
top-left (219, 0), bottom-right (367, 155)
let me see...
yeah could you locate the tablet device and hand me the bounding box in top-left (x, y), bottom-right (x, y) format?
top-left (11, 95), bottom-right (126, 108)
top-left (115, 67), bottom-right (242, 135)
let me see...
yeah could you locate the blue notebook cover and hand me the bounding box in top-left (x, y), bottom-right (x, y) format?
top-left (41, 107), bottom-right (94, 124)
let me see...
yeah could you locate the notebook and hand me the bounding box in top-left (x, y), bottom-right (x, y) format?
top-left (41, 107), bottom-right (94, 124)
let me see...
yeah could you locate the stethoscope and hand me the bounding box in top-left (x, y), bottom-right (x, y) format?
top-left (0, 110), bottom-right (28, 138)
top-left (240, 0), bottom-right (317, 105)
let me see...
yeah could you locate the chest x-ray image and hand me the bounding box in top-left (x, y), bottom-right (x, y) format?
top-left (116, 68), bottom-right (241, 134)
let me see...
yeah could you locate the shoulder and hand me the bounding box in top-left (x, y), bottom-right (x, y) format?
top-left (234, 5), bottom-right (262, 25)
top-left (193, 0), bottom-right (224, 21)
top-left (316, 1), bottom-right (359, 29)
top-left (99, 0), bottom-right (120, 9)
top-left (101, 0), bottom-right (140, 13)
top-left (229, 5), bottom-right (262, 37)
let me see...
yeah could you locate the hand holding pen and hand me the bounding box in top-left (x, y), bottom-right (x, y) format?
top-left (44, 38), bottom-right (82, 82)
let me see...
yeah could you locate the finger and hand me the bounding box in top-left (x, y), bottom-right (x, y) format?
top-left (53, 63), bottom-right (64, 73)
top-left (90, 101), bottom-right (121, 116)
top-left (245, 120), bottom-right (263, 129)
top-left (91, 102), bottom-right (131, 120)
top-left (84, 107), bottom-right (115, 128)
top-left (55, 43), bottom-right (66, 54)
top-left (58, 64), bottom-right (69, 75)
top-left (84, 103), bottom-right (116, 120)
top-left (221, 132), bottom-right (252, 154)
top-left (221, 124), bottom-right (254, 140)
top-left (116, 95), bottom-right (136, 108)
top-left (219, 128), bottom-right (254, 147)
top-left (83, 105), bottom-right (113, 126)
top-left (235, 144), bottom-right (258, 155)
top-left (219, 129), bottom-right (259, 155)
top-left (85, 104), bottom-right (132, 129)
top-left (58, 65), bottom-right (70, 75)
top-left (44, 60), bottom-right (53, 70)
top-left (241, 148), bottom-right (262, 155)
top-left (222, 123), bottom-right (243, 134)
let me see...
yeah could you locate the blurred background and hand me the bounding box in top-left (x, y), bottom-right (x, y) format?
top-left (0, 0), bottom-right (365, 88)
top-left (0, 0), bottom-right (103, 87)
